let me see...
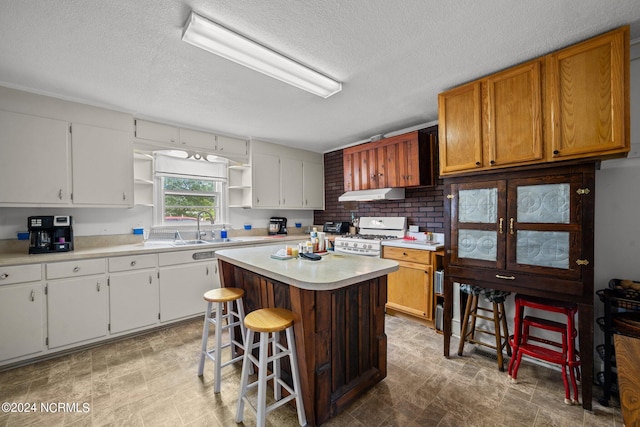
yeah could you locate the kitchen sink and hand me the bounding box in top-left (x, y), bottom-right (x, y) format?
top-left (172, 238), bottom-right (237, 246)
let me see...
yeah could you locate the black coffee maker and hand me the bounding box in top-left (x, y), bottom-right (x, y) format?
top-left (268, 217), bottom-right (288, 235)
top-left (28, 216), bottom-right (74, 254)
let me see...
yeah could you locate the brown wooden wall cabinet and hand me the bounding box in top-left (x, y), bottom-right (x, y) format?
top-left (438, 26), bottom-right (629, 177)
top-left (442, 162), bottom-right (596, 409)
top-left (343, 130), bottom-right (437, 191)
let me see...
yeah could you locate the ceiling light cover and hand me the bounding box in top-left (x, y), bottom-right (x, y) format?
top-left (182, 12), bottom-right (342, 98)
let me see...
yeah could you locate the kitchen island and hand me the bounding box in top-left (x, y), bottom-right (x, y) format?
top-left (215, 246), bottom-right (399, 426)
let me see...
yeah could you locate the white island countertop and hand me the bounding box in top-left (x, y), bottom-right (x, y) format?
top-left (216, 245), bottom-right (399, 291)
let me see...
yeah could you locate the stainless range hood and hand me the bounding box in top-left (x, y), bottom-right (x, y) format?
top-left (338, 187), bottom-right (405, 202)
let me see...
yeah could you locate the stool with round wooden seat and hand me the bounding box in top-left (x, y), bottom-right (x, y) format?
top-left (236, 307), bottom-right (306, 427)
top-left (197, 287), bottom-right (248, 393)
top-left (458, 284), bottom-right (511, 371)
top-left (507, 294), bottom-right (580, 405)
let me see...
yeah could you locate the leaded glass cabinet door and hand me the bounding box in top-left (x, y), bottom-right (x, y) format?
top-left (506, 174), bottom-right (583, 280)
top-left (450, 180), bottom-right (507, 269)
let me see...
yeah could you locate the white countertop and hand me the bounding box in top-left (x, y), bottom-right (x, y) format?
top-left (0, 235), bottom-right (309, 267)
top-left (381, 239), bottom-right (444, 251)
top-left (216, 246), bottom-right (399, 291)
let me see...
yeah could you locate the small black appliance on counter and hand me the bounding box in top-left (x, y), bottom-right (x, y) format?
top-left (323, 221), bottom-right (350, 235)
top-left (28, 216), bottom-right (74, 254)
top-left (268, 217), bottom-right (288, 235)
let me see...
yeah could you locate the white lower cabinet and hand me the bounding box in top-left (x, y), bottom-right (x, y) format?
top-left (0, 263), bottom-right (44, 362)
top-left (46, 259), bottom-right (108, 349)
top-left (0, 246), bottom-right (230, 367)
top-left (108, 254), bottom-right (159, 334)
top-left (158, 250), bottom-right (219, 323)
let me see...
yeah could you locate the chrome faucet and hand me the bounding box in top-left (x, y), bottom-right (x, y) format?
top-left (196, 211), bottom-right (214, 240)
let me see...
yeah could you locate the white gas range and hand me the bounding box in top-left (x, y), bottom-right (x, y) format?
top-left (333, 217), bottom-right (407, 257)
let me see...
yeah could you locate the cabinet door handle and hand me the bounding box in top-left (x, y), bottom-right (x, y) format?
top-left (73, 266), bottom-right (80, 273)
top-left (206, 266), bottom-right (209, 276)
top-left (509, 218), bottom-right (515, 235)
top-left (130, 260), bottom-right (137, 267)
top-left (214, 265), bottom-right (218, 275)
top-left (149, 275), bottom-right (152, 284)
top-left (96, 281), bottom-right (101, 292)
top-left (496, 274), bottom-right (516, 280)
top-left (0, 273), bottom-right (8, 280)
top-left (499, 218), bottom-right (504, 234)
top-left (30, 290), bottom-right (35, 302)
top-left (59, 189), bottom-right (63, 200)
top-left (123, 192), bottom-right (127, 200)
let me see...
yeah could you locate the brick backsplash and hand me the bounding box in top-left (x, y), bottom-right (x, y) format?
top-left (314, 149), bottom-right (445, 233)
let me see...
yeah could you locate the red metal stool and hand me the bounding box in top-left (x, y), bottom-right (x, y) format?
top-left (508, 294), bottom-right (580, 405)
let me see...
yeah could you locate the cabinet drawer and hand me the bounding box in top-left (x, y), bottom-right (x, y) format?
top-left (109, 254), bottom-right (157, 272)
top-left (158, 250), bottom-right (216, 266)
top-left (0, 264), bottom-right (42, 285)
top-left (46, 259), bottom-right (106, 279)
top-left (382, 247), bottom-right (431, 264)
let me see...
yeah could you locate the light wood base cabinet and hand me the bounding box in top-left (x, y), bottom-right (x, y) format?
top-left (383, 246), bottom-right (434, 321)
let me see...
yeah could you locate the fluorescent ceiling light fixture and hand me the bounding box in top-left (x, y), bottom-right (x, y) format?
top-left (182, 11), bottom-right (342, 98)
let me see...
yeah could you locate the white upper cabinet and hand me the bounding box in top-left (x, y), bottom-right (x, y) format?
top-left (135, 119), bottom-right (180, 145)
top-left (280, 157), bottom-right (304, 208)
top-left (303, 161), bottom-right (324, 209)
top-left (0, 110), bottom-right (71, 205)
top-left (250, 139), bottom-right (324, 210)
top-left (71, 123), bottom-right (133, 206)
top-left (0, 86), bottom-right (134, 207)
top-left (216, 135), bottom-right (248, 156)
top-left (179, 127), bottom-right (216, 151)
top-left (252, 152), bottom-right (281, 208)
top-left (134, 119), bottom-right (248, 157)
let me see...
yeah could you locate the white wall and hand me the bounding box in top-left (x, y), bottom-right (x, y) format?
top-left (0, 205), bottom-right (315, 239)
top-left (0, 206), bottom-right (152, 238)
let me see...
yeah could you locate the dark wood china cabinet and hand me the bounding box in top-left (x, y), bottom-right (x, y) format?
top-left (443, 162), bottom-right (596, 409)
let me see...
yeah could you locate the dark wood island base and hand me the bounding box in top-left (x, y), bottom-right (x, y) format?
top-left (219, 259), bottom-right (388, 426)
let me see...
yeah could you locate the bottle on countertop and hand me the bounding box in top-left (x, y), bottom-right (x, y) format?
top-left (220, 226), bottom-right (227, 240)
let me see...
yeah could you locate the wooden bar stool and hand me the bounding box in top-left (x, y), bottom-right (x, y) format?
top-left (458, 284), bottom-right (511, 371)
top-left (236, 307), bottom-right (306, 427)
top-left (508, 294), bottom-right (580, 405)
top-left (197, 287), bottom-right (248, 393)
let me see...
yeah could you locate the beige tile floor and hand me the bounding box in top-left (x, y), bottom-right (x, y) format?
top-left (0, 314), bottom-right (623, 426)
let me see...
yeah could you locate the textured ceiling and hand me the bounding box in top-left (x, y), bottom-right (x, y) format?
top-left (1, 0), bottom-right (639, 153)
